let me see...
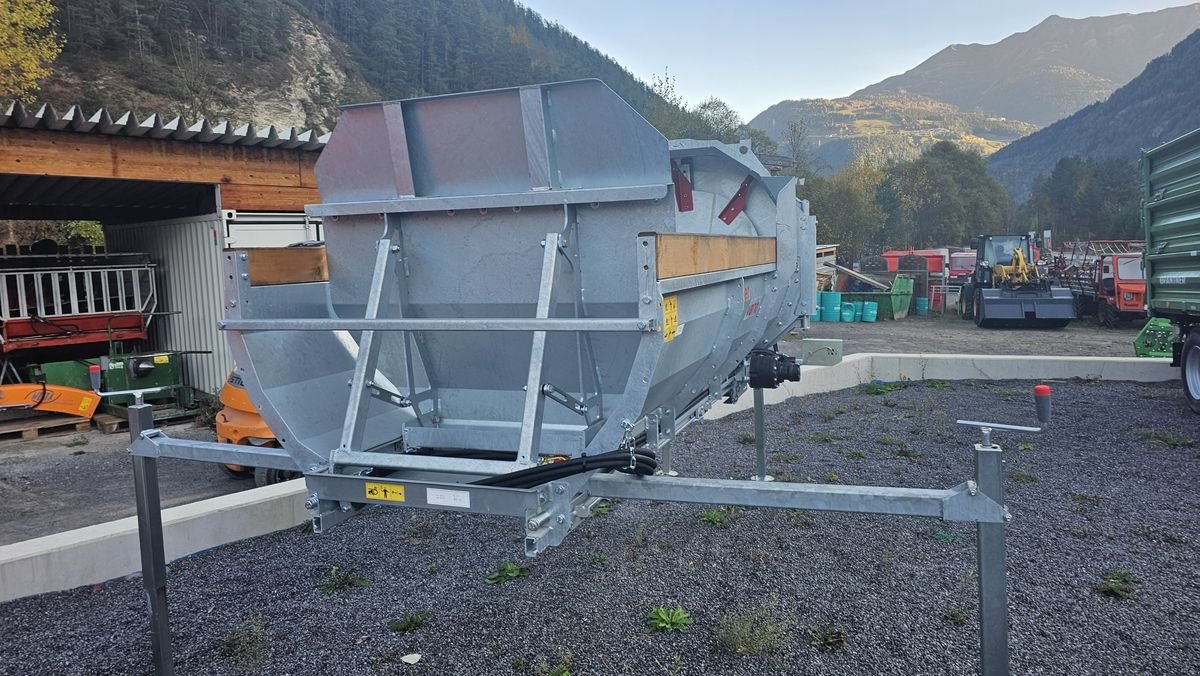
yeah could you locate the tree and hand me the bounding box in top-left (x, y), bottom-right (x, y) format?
top-left (783, 120), bottom-right (810, 175)
top-left (1017, 157), bottom-right (1138, 241)
top-left (694, 97), bottom-right (742, 143)
top-left (0, 0), bottom-right (63, 98)
top-left (807, 159), bottom-right (886, 259)
top-left (876, 141), bottom-right (1012, 248)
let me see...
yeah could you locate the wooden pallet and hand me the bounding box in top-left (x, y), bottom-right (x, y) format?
top-left (0, 413), bottom-right (91, 441)
top-left (93, 410), bottom-right (198, 435)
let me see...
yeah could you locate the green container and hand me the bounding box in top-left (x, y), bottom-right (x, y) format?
top-left (862, 301), bottom-right (878, 322)
top-left (820, 291), bottom-right (843, 322)
top-left (840, 303), bottom-right (856, 322)
top-left (840, 275), bottom-right (915, 320)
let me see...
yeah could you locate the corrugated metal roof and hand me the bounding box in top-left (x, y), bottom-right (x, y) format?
top-left (1, 101), bottom-right (330, 151)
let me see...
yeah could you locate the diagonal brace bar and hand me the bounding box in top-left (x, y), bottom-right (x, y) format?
top-left (516, 233), bottom-right (561, 466)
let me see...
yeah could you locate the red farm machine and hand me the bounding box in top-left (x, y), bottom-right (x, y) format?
top-left (1051, 241), bottom-right (1146, 327)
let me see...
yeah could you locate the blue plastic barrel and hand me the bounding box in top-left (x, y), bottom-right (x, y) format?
top-left (811, 303), bottom-right (821, 322)
top-left (820, 291), bottom-right (842, 322)
top-left (915, 296), bottom-right (930, 316)
top-left (840, 303), bottom-right (856, 322)
top-left (862, 301), bottom-right (878, 322)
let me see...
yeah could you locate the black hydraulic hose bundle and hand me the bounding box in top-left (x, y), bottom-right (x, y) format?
top-left (470, 447), bottom-right (657, 489)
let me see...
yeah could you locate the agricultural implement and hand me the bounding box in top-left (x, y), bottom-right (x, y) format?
top-left (1052, 240), bottom-right (1146, 327)
top-left (115, 80), bottom-right (1021, 675)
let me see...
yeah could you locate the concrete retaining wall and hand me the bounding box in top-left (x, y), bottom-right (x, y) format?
top-left (0, 354), bottom-right (1176, 603)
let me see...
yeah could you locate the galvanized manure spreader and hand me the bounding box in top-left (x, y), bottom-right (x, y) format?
top-left (111, 80), bottom-right (1035, 676)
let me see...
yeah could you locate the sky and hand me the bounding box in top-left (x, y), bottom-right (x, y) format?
top-left (517, 1), bottom-right (1194, 119)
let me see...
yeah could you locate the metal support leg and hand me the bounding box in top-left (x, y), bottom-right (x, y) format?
top-left (516, 233), bottom-right (561, 466)
top-left (974, 439), bottom-right (1009, 676)
top-left (130, 402), bottom-right (174, 675)
top-left (750, 388), bottom-right (772, 482)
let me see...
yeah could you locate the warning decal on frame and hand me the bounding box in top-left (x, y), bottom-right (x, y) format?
top-left (153, 354), bottom-right (170, 364)
top-left (662, 295), bottom-right (680, 342)
top-left (365, 482), bottom-right (405, 502)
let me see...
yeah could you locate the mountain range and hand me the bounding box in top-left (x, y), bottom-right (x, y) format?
top-left (750, 4), bottom-right (1200, 174)
top-left (988, 26), bottom-right (1200, 199)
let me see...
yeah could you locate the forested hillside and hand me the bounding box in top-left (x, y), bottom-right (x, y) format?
top-left (988, 28), bottom-right (1200, 199)
top-left (35, 0), bottom-right (674, 131)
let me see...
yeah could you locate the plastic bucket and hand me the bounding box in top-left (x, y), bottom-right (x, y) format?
top-left (820, 291), bottom-right (842, 322)
top-left (862, 301), bottom-right (878, 322)
top-left (840, 303), bottom-right (856, 322)
top-left (915, 296), bottom-right (930, 316)
top-left (852, 301), bottom-right (864, 322)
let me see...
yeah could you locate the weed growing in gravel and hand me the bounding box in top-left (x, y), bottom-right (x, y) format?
top-left (943, 608), bottom-right (969, 625)
top-left (387, 610), bottom-right (432, 633)
top-left (824, 471), bottom-right (839, 483)
top-left (317, 565), bottom-right (370, 596)
top-left (1137, 428), bottom-right (1196, 448)
top-left (1069, 493), bottom-right (1103, 514)
top-left (647, 607), bottom-right (693, 632)
top-left (786, 509), bottom-right (815, 528)
top-left (219, 615), bottom-right (268, 672)
top-left (930, 528), bottom-right (956, 544)
top-left (880, 398), bottom-right (899, 408)
top-left (771, 452), bottom-right (803, 462)
top-left (590, 499), bottom-right (614, 516)
top-left (846, 450), bottom-right (866, 459)
top-left (925, 379), bottom-right (953, 390)
top-left (1095, 569), bottom-right (1140, 600)
top-left (631, 528), bottom-right (649, 548)
top-left (425, 563), bottom-right (438, 576)
top-left (860, 381), bottom-right (906, 395)
top-left (820, 407), bottom-right (848, 422)
top-left (738, 431), bottom-right (756, 445)
top-left (486, 562), bottom-right (531, 585)
top-left (1009, 471), bottom-right (1039, 484)
top-left (699, 505), bottom-right (742, 527)
top-left (877, 434), bottom-right (905, 447)
top-left (64, 434), bottom-right (88, 447)
top-left (1017, 442), bottom-right (1035, 452)
top-left (996, 388), bottom-right (1023, 401)
top-left (807, 622), bottom-right (847, 651)
top-left (718, 595), bottom-right (791, 655)
top-left (809, 432), bottom-right (840, 443)
top-left (299, 519), bottom-right (314, 534)
top-left (591, 553), bottom-right (609, 567)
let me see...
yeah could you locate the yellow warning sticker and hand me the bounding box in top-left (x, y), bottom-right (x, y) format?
top-left (662, 295), bottom-right (679, 343)
top-left (78, 396), bottom-right (93, 413)
top-left (153, 354), bottom-right (169, 364)
top-left (365, 482), bottom-right (405, 502)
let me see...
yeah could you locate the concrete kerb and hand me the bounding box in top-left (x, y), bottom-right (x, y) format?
top-left (0, 353), bottom-right (1177, 603)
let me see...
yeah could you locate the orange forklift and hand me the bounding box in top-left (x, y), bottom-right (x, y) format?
top-left (216, 370), bottom-right (298, 486)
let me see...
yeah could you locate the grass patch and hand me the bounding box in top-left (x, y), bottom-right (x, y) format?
top-left (590, 499), bottom-right (613, 516)
top-left (737, 431), bottom-right (756, 445)
top-left (943, 608), bottom-right (969, 625)
top-left (807, 621), bottom-right (847, 651)
top-left (1017, 442), bottom-right (1035, 452)
top-left (824, 471), bottom-right (839, 483)
top-left (860, 381), bottom-right (906, 395)
top-left (317, 565), bottom-right (370, 596)
top-left (1009, 471), bottom-right (1039, 484)
top-left (925, 379), bottom-right (953, 390)
top-left (219, 615), bottom-right (268, 672)
top-left (771, 452), bottom-right (803, 462)
top-left (718, 595), bottom-right (791, 655)
top-left (996, 388), bottom-right (1024, 401)
top-left (820, 406), bottom-right (848, 422)
top-left (786, 508), bottom-right (815, 528)
top-left (846, 449), bottom-right (866, 460)
top-left (699, 505), bottom-right (742, 527)
top-left (485, 562), bottom-right (531, 585)
top-left (809, 432), bottom-right (840, 443)
top-left (387, 610), bottom-right (432, 633)
top-left (647, 607), bottom-right (692, 633)
top-left (1095, 569), bottom-right (1140, 600)
top-left (1137, 428), bottom-right (1195, 448)
top-left (930, 528), bottom-right (956, 544)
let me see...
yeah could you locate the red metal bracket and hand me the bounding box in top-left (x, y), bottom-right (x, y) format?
top-left (671, 162), bottom-right (694, 212)
top-left (718, 175), bottom-right (754, 225)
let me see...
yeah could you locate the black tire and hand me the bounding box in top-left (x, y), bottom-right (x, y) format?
top-left (254, 466), bottom-right (303, 487)
top-left (973, 289), bottom-right (987, 327)
top-left (1182, 331), bottom-right (1200, 414)
top-left (1098, 301), bottom-right (1117, 328)
top-left (222, 464), bottom-right (254, 479)
top-left (960, 286), bottom-right (974, 320)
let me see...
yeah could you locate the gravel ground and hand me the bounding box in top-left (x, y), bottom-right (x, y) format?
top-left (2, 379), bottom-right (1197, 675)
top-left (0, 423), bottom-right (242, 545)
top-left (783, 314), bottom-right (1140, 358)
